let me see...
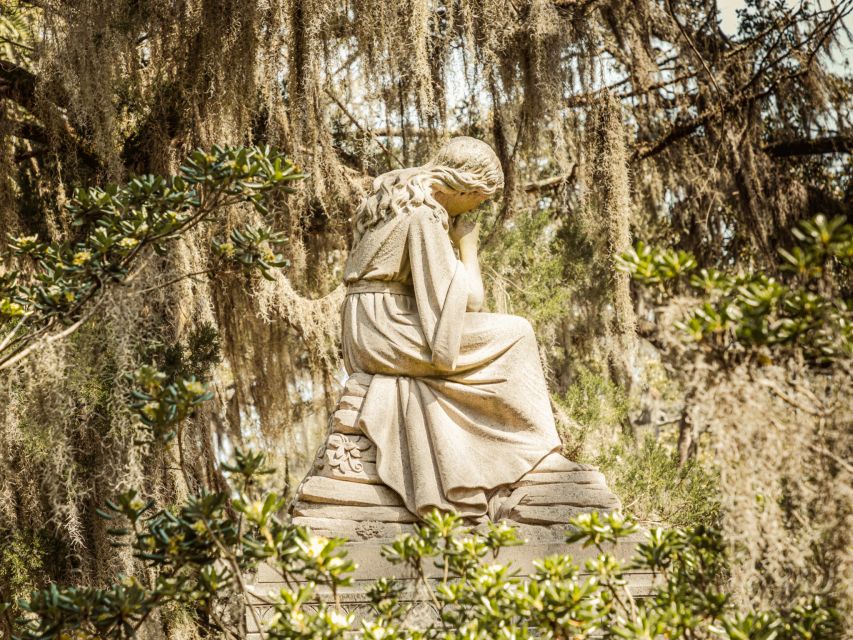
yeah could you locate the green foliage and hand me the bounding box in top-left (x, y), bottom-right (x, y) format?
top-left (128, 366), bottom-right (213, 445)
top-left (8, 487), bottom-right (842, 639)
top-left (617, 215), bottom-right (853, 363)
top-left (145, 321), bottom-right (222, 384)
top-left (0, 530), bottom-right (50, 619)
top-left (367, 510), bottom-right (840, 639)
top-left (2, 225), bottom-right (840, 639)
top-left (371, 511), bottom-right (838, 640)
top-left (0, 354), bottom-right (826, 637)
top-left (12, 446), bottom-right (355, 640)
top-left (562, 366), bottom-right (629, 427)
top-left (596, 436), bottom-right (720, 529)
top-left (380, 511), bottom-right (523, 586)
top-left (618, 243), bottom-right (698, 287)
top-left (481, 209), bottom-right (572, 327)
top-left (556, 365), bottom-right (629, 461)
top-left (0, 2), bottom-right (33, 65)
top-left (0, 146), bottom-right (304, 370)
top-left (213, 225), bottom-right (289, 281)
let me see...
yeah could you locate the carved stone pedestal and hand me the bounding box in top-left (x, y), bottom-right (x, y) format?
top-left (249, 374), bottom-right (639, 637)
top-left (246, 534), bottom-right (653, 638)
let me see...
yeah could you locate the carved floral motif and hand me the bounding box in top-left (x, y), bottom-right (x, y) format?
top-left (315, 433), bottom-right (374, 475)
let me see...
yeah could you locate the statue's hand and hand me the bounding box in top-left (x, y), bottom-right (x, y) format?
top-left (449, 217), bottom-right (480, 252)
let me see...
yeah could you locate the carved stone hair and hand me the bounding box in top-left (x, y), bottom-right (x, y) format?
top-left (353, 136), bottom-right (504, 243)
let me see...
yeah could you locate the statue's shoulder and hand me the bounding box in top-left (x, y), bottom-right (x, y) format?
top-left (408, 203), bottom-right (448, 229)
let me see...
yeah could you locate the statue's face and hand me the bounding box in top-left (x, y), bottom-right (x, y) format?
top-left (433, 189), bottom-right (489, 216)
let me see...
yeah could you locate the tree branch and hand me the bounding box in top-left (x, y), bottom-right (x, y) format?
top-left (0, 298), bottom-right (105, 371)
top-left (631, 75), bottom-right (798, 161)
top-left (325, 86), bottom-right (404, 168)
top-left (0, 58), bottom-right (38, 111)
top-left (763, 134), bottom-right (853, 157)
top-left (523, 164), bottom-right (578, 192)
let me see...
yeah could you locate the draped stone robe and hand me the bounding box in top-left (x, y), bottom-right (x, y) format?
top-left (342, 205), bottom-right (562, 518)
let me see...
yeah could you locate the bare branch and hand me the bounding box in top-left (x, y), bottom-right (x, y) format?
top-left (764, 135), bottom-right (853, 157)
top-left (523, 164), bottom-right (578, 192)
top-left (0, 298), bottom-right (105, 371)
top-left (325, 86), bottom-right (404, 168)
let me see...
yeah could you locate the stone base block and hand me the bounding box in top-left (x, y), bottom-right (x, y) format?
top-left (246, 535), bottom-right (653, 637)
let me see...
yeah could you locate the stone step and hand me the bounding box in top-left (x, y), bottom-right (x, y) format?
top-left (512, 469), bottom-right (608, 487)
top-left (292, 502), bottom-right (419, 523)
top-left (343, 373), bottom-right (372, 397)
top-left (509, 504), bottom-right (597, 525)
top-left (330, 409), bottom-right (362, 434)
top-left (512, 483), bottom-right (621, 508)
top-left (290, 516), bottom-right (415, 540)
top-left (299, 476), bottom-right (403, 507)
top-left (338, 394), bottom-right (364, 412)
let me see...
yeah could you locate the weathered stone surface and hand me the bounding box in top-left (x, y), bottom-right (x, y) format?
top-left (343, 373), bottom-right (372, 396)
top-left (290, 392), bottom-right (622, 538)
top-left (291, 516), bottom-right (416, 540)
top-left (511, 470), bottom-right (608, 487)
top-left (316, 433), bottom-right (376, 475)
top-left (338, 394), bottom-right (364, 412)
top-left (509, 504), bottom-right (592, 525)
top-left (292, 502), bottom-right (419, 523)
top-left (330, 409), bottom-right (362, 435)
top-left (511, 483), bottom-right (621, 508)
top-left (299, 476), bottom-right (403, 507)
top-left (475, 521), bottom-right (570, 543)
top-left (315, 459), bottom-right (381, 484)
top-left (323, 434), bottom-right (376, 461)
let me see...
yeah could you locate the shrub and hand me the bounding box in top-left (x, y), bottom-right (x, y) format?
top-left (616, 214), bottom-right (852, 616)
top-left (3, 333), bottom-right (842, 640)
top-left (0, 145), bottom-right (303, 371)
top-left (9, 494), bottom-right (841, 639)
top-left (616, 214), bottom-right (852, 364)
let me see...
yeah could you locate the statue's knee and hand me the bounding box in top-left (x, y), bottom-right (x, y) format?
top-left (511, 316), bottom-right (534, 339)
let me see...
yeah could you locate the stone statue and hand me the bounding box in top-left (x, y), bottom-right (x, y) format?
top-left (289, 137), bottom-right (620, 539)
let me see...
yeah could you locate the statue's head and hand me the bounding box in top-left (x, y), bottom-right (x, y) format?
top-left (427, 137), bottom-right (504, 216)
top-left (353, 136), bottom-right (504, 242)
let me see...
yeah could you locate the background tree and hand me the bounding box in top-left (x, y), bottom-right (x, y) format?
top-left (1, 0), bottom-right (851, 634)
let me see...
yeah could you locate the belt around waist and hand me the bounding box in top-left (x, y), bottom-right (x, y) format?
top-left (345, 280), bottom-right (415, 296)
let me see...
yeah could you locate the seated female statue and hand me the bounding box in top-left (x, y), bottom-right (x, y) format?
top-left (342, 136), bottom-right (564, 521)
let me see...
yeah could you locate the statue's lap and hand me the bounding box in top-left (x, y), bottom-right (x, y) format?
top-left (289, 372), bottom-right (622, 539)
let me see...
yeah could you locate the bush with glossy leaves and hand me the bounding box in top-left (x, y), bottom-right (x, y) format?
top-left (617, 214), bottom-right (852, 363)
top-left (10, 486), bottom-right (842, 639)
top-left (5, 365), bottom-right (843, 640)
top-left (0, 146), bottom-right (304, 370)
